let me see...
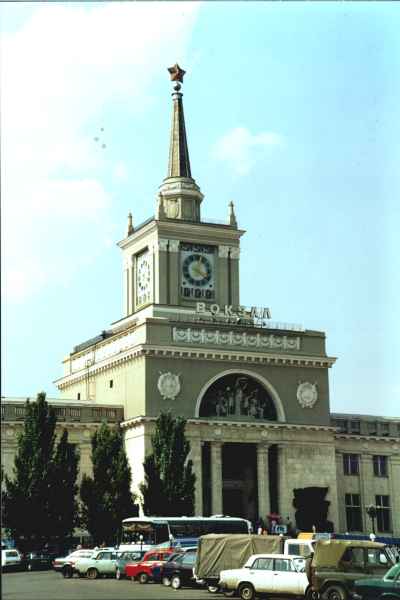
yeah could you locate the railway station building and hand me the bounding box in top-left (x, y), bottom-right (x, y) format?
top-left (2, 65), bottom-right (400, 537)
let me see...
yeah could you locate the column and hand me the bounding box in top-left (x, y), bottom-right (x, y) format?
top-left (257, 443), bottom-right (270, 521)
top-left (190, 439), bottom-right (203, 516)
top-left (277, 443), bottom-right (293, 523)
top-left (210, 441), bottom-right (223, 515)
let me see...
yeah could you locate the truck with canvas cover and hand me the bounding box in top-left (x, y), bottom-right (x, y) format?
top-left (308, 539), bottom-right (394, 600)
top-left (194, 533), bottom-right (282, 593)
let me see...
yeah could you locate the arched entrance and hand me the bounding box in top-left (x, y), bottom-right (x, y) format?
top-left (197, 371), bottom-right (283, 522)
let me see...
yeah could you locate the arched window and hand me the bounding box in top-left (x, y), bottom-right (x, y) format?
top-left (199, 373), bottom-right (277, 421)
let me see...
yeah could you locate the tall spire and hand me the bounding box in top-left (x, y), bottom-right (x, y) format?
top-left (167, 64), bottom-right (191, 178)
top-left (156, 64), bottom-right (203, 222)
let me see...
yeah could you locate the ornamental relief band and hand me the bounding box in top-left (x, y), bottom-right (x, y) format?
top-left (172, 327), bottom-right (301, 350)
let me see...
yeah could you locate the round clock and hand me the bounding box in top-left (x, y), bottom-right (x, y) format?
top-left (136, 252), bottom-right (151, 306)
top-left (182, 253), bottom-right (212, 287)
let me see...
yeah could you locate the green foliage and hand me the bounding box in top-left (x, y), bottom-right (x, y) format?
top-left (80, 421), bottom-right (136, 545)
top-left (50, 429), bottom-right (80, 541)
top-left (140, 412), bottom-right (196, 516)
top-left (2, 392), bottom-right (79, 550)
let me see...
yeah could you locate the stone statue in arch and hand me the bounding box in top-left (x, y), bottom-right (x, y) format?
top-left (199, 373), bottom-right (278, 422)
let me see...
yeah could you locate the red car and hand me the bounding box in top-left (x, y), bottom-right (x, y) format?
top-left (125, 549), bottom-right (175, 583)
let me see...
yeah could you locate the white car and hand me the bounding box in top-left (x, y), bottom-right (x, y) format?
top-left (53, 549), bottom-right (95, 572)
top-left (219, 553), bottom-right (309, 600)
top-left (1, 548), bottom-right (23, 570)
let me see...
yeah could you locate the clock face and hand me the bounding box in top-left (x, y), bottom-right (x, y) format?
top-left (136, 250), bottom-right (152, 307)
top-left (180, 243), bottom-right (215, 300)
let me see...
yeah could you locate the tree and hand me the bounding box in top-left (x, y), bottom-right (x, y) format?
top-left (140, 412), bottom-right (196, 516)
top-left (3, 392), bottom-right (79, 551)
top-left (50, 430), bottom-right (80, 542)
top-left (80, 421), bottom-right (136, 545)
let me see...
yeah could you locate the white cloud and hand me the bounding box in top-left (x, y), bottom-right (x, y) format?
top-left (1, 2), bottom-right (200, 301)
top-left (212, 126), bottom-right (283, 176)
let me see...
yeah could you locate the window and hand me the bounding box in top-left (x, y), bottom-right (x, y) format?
top-left (109, 379), bottom-right (113, 389)
top-left (376, 495), bottom-right (391, 532)
top-left (350, 420), bottom-right (361, 435)
top-left (373, 455), bottom-right (388, 477)
top-left (380, 423), bottom-right (389, 437)
top-left (274, 559), bottom-right (294, 572)
top-left (367, 421), bottom-right (377, 436)
top-left (77, 393), bottom-right (81, 400)
top-left (181, 553), bottom-right (196, 566)
top-left (345, 494), bottom-right (362, 531)
top-left (252, 558), bottom-right (273, 570)
top-left (335, 419), bottom-right (348, 433)
top-left (343, 454), bottom-right (359, 476)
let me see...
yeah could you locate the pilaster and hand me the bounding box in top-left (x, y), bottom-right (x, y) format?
top-left (389, 455), bottom-right (400, 536)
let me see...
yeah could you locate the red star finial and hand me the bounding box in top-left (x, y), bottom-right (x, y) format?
top-left (168, 63), bottom-right (186, 83)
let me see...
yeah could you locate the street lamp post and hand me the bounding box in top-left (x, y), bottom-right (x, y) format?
top-left (366, 505), bottom-right (377, 535)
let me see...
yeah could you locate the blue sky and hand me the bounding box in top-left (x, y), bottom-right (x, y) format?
top-left (1, 2), bottom-right (399, 417)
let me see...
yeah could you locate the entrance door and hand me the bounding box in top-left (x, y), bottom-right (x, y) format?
top-left (222, 443), bottom-right (258, 521)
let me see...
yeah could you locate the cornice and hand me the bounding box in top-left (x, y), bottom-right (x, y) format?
top-left (120, 414), bottom-right (336, 434)
top-left (56, 342), bottom-right (336, 390)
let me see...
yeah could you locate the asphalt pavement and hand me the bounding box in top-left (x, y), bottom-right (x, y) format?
top-left (1, 570), bottom-right (210, 600)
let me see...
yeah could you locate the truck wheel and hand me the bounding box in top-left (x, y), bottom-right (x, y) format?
top-left (162, 576), bottom-right (171, 586)
top-left (86, 568), bottom-right (99, 580)
top-left (322, 585), bottom-right (347, 600)
top-left (305, 588), bottom-right (319, 600)
top-left (239, 583), bottom-right (255, 600)
top-left (208, 584), bottom-right (220, 593)
top-left (138, 572), bottom-right (149, 584)
top-left (171, 575), bottom-right (182, 590)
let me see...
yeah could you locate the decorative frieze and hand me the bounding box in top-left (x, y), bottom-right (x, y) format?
top-left (157, 238), bottom-right (180, 252)
top-left (172, 326), bottom-right (301, 351)
top-left (218, 245), bottom-right (240, 259)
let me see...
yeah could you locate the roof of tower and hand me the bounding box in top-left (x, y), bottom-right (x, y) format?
top-left (166, 64), bottom-right (192, 179)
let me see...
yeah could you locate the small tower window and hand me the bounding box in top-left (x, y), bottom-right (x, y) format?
top-left (109, 380), bottom-right (113, 389)
top-left (77, 393), bottom-right (81, 400)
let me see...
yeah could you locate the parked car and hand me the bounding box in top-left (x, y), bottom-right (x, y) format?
top-left (153, 548), bottom-right (197, 584)
top-left (161, 550), bottom-right (199, 589)
top-left (218, 553), bottom-right (308, 600)
top-left (23, 550), bottom-right (57, 571)
top-left (308, 540), bottom-right (394, 600)
top-left (115, 550), bottom-right (146, 580)
top-left (1, 548), bottom-right (23, 571)
top-left (53, 549), bottom-right (95, 573)
top-left (73, 549), bottom-right (119, 579)
top-left (353, 563), bottom-right (400, 600)
top-left (125, 548), bottom-right (176, 583)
